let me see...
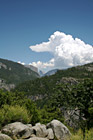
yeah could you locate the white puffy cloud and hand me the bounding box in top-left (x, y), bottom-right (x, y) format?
top-left (30, 59), bottom-right (54, 71)
top-left (30, 31), bottom-right (93, 71)
top-left (18, 61), bottom-right (25, 65)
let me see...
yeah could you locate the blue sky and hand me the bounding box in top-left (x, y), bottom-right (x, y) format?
top-left (0, 0), bottom-right (93, 72)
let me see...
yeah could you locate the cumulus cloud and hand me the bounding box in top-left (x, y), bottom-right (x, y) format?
top-left (30, 31), bottom-right (93, 71)
top-left (18, 61), bottom-right (25, 65)
top-left (29, 59), bottom-right (54, 71)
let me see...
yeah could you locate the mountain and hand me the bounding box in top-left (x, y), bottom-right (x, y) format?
top-left (44, 69), bottom-right (58, 76)
top-left (15, 62), bottom-right (93, 101)
top-left (24, 64), bottom-right (38, 73)
top-left (39, 69), bottom-right (58, 77)
top-left (0, 58), bottom-right (39, 90)
top-left (39, 70), bottom-right (45, 77)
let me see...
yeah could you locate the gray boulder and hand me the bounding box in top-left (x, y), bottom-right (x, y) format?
top-left (18, 127), bottom-right (33, 139)
top-left (0, 133), bottom-right (12, 140)
top-left (28, 137), bottom-right (49, 140)
top-left (47, 128), bottom-right (54, 139)
top-left (1, 122), bottom-right (33, 139)
top-left (47, 120), bottom-right (71, 140)
top-left (32, 123), bottom-right (47, 138)
top-left (27, 124), bottom-right (32, 128)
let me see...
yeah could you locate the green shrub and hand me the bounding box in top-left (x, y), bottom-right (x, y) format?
top-left (70, 129), bottom-right (83, 140)
top-left (85, 129), bottom-right (93, 140)
top-left (0, 105), bottom-right (30, 127)
top-left (68, 129), bottom-right (93, 140)
top-left (0, 109), bottom-right (5, 128)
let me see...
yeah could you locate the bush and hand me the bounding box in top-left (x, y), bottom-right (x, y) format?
top-left (68, 129), bottom-right (93, 140)
top-left (85, 129), bottom-right (93, 140)
top-left (0, 105), bottom-right (30, 127)
top-left (0, 109), bottom-right (5, 128)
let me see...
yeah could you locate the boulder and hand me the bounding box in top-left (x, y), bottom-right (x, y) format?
top-left (0, 133), bottom-right (12, 140)
top-left (32, 123), bottom-right (47, 138)
top-left (1, 122), bottom-right (33, 139)
top-left (47, 128), bottom-right (54, 139)
top-left (47, 120), bottom-right (71, 140)
top-left (27, 124), bottom-right (32, 127)
top-left (18, 127), bottom-right (33, 139)
top-left (28, 137), bottom-right (49, 140)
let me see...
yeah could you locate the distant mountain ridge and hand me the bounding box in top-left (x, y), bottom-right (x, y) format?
top-left (0, 58), bottom-right (39, 90)
top-left (43, 69), bottom-right (58, 76)
top-left (39, 69), bottom-right (58, 77)
top-left (24, 64), bottom-right (38, 73)
top-left (15, 62), bottom-right (93, 98)
top-left (39, 70), bottom-right (45, 77)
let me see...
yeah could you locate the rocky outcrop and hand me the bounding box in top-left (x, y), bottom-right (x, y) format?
top-left (29, 94), bottom-right (47, 101)
top-left (0, 79), bottom-right (15, 91)
top-left (60, 77), bottom-right (78, 85)
top-left (1, 120), bottom-right (71, 140)
top-left (1, 122), bottom-right (33, 139)
top-left (86, 66), bottom-right (93, 72)
top-left (47, 128), bottom-right (54, 139)
top-left (32, 123), bottom-right (47, 138)
top-left (47, 120), bottom-right (71, 140)
top-left (0, 133), bottom-right (12, 140)
top-left (25, 65), bottom-right (38, 74)
top-left (61, 107), bottom-right (80, 129)
top-left (28, 137), bottom-right (49, 140)
top-left (0, 62), bottom-right (7, 69)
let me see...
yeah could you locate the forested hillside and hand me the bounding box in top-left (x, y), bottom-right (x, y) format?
top-left (15, 62), bottom-right (93, 97)
top-left (0, 58), bottom-right (39, 88)
top-left (14, 62), bottom-right (93, 129)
